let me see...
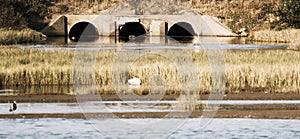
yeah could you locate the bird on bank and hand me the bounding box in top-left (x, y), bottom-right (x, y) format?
top-left (236, 27), bottom-right (248, 37)
top-left (9, 101), bottom-right (17, 113)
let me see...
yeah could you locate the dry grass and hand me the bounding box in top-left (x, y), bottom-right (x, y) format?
top-left (225, 50), bottom-right (300, 93)
top-left (0, 46), bottom-right (73, 86)
top-left (0, 29), bottom-right (46, 45)
top-left (0, 47), bottom-right (299, 94)
top-left (250, 29), bottom-right (300, 50)
top-left (54, 0), bottom-right (123, 14)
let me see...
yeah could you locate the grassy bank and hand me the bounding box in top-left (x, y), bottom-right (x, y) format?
top-left (0, 47), bottom-right (299, 94)
top-left (250, 29), bottom-right (300, 50)
top-left (0, 29), bottom-right (46, 45)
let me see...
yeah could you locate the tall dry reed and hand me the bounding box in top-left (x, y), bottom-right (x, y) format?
top-left (250, 29), bottom-right (300, 50)
top-left (0, 47), bottom-right (299, 94)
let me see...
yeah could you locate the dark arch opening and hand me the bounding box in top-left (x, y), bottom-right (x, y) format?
top-left (69, 22), bottom-right (99, 42)
top-left (167, 22), bottom-right (196, 43)
top-left (119, 22), bottom-right (146, 42)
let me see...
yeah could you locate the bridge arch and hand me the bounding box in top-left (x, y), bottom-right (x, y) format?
top-left (167, 21), bottom-right (196, 42)
top-left (69, 21), bottom-right (99, 42)
top-left (119, 22), bottom-right (147, 42)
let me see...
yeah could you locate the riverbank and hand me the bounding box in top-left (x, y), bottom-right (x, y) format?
top-left (0, 28), bottom-right (46, 45)
top-left (1, 110), bottom-right (299, 119)
top-left (250, 29), bottom-right (300, 50)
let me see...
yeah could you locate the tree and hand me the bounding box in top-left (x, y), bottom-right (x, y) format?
top-left (277, 0), bottom-right (300, 28)
top-left (0, 0), bottom-right (51, 30)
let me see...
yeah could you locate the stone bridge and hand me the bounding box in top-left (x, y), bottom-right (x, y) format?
top-left (42, 15), bottom-right (236, 43)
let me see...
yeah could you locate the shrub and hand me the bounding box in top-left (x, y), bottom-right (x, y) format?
top-left (0, 0), bottom-right (51, 30)
top-left (277, 0), bottom-right (300, 29)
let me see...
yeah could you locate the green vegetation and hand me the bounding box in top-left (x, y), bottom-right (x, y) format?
top-left (0, 47), bottom-right (299, 94)
top-left (184, 0), bottom-right (300, 50)
top-left (276, 0), bottom-right (300, 29)
top-left (0, 0), bottom-right (51, 30)
top-left (0, 0), bottom-right (51, 44)
top-left (187, 0), bottom-right (300, 31)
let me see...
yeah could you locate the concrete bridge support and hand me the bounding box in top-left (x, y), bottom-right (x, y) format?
top-left (42, 15), bottom-right (236, 43)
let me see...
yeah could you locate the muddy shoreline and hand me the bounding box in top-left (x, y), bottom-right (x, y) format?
top-left (1, 110), bottom-right (299, 119)
top-left (1, 92), bottom-right (299, 119)
top-left (1, 92), bottom-right (300, 103)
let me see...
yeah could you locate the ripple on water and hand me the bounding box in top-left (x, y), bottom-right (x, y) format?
top-left (1, 118), bottom-right (299, 138)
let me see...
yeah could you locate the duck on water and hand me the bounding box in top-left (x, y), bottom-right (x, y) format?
top-left (9, 101), bottom-right (17, 113)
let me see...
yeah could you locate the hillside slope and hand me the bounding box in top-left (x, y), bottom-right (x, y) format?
top-left (48, 0), bottom-right (296, 32)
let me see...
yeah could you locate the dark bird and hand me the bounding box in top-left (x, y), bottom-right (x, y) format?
top-left (9, 101), bottom-right (17, 113)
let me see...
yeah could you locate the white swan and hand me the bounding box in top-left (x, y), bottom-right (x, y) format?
top-left (128, 77), bottom-right (141, 85)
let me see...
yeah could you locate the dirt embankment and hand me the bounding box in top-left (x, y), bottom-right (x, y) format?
top-left (1, 110), bottom-right (300, 119)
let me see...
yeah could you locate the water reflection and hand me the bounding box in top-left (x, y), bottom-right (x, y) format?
top-left (120, 35), bottom-right (147, 43)
top-left (168, 36), bottom-right (194, 43)
top-left (48, 36), bottom-right (288, 47)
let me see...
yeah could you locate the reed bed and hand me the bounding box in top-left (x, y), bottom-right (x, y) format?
top-left (0, 47), bottom-right (300, 94)
top-left (250, 29), bottom-right (300, 50)
top-left (225, 50), bottom-right (300, 93)
top-left (0, 29), bottom-right (46, 45)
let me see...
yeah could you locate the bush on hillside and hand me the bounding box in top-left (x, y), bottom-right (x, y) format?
top-left (277, 0), bottom-right (300, 29)
top-left (0, 0), bottom-right (51, 30)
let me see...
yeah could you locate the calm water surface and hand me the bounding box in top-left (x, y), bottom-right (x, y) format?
top-left (1, 118), bottom-right (299, 138)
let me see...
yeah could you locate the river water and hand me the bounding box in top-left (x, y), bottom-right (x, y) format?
top-left (0, 100), bottom-right (299, 138)
top-left (1, 118), bottom-right (299, 138)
